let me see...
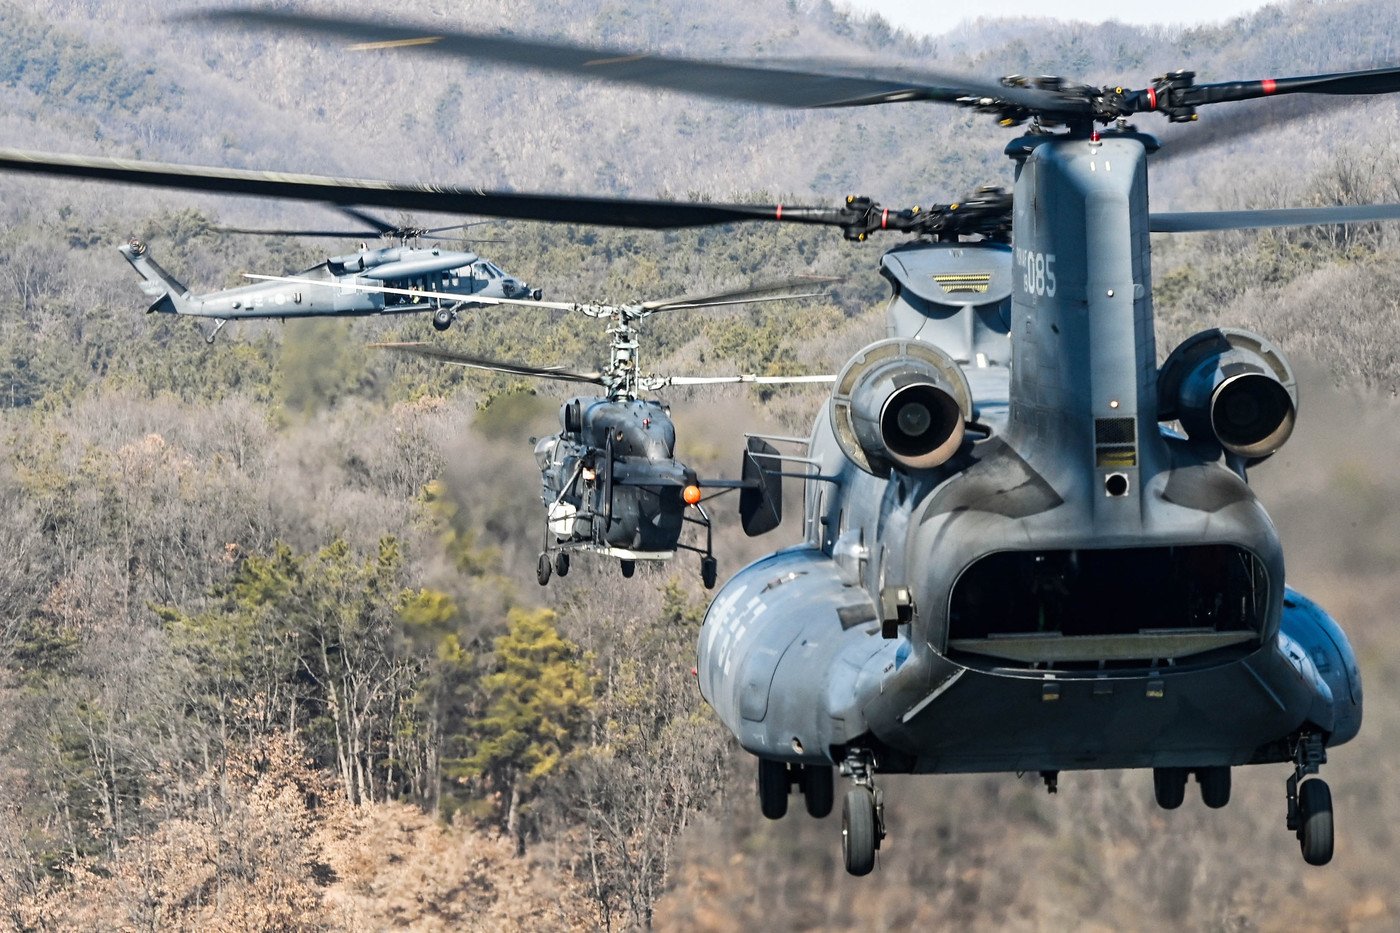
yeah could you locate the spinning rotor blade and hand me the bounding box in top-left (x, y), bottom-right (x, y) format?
top-left (215, 225), bottom-right (380, 239)
top-left (372, 342), bottom-right (605, 385)
top-left (191, 9), bottom-right (1068, 114)
top-left (639, 275), bottom-right (841, 312)
top-left (217, 206), bottom-right (494, 241)
top-left (187, 9), bottom-right (1400, 128)
top-left (649, 374), bottom-right (836, 387)
top-left (0, 148), bottom-right (840, 231)
top-left (1150, 203), bottom-right (1400, 233)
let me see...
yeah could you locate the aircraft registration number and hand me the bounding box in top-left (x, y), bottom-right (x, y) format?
top-left (1017, 249), bottom-right (1057, 297)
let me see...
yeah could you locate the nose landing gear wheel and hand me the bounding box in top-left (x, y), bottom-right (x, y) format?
top-left (620, 559), bottom-right (635, 578)
top-left (842, 787), bottom-right (877, 876)
top-left (553, 551), bottom-right (570, 577)
top-left (432, 309), bottom-right (454, 331)
top-left (1297, 779), bottom-right (1334, 866)
top-left (1153, 767), bottom-right (1188, 809)
top-left (536, 553), bottom-right (552, 586)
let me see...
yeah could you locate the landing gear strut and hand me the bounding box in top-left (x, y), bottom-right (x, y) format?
top-left (839, 750), bottom-right (885, 876)
top-left (1285, 733), bottom-right (1333, 866)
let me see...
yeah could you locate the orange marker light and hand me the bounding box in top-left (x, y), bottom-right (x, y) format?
top-left (683, 485), bottom-right (702, 505)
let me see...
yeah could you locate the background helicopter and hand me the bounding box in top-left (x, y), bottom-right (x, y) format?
top-left (121, 205), bottom-right (541, 343)
top-left (4, 9), bottom-right (1400, 884)
top-left (306, 274), bottom-right (836, 588)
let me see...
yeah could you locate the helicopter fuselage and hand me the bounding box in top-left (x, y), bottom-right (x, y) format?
top-left (698, 132), bottom-right (1361, 780)
top-left (119, 241), bottom-right (539, 322)
top-left (534, 395), bottom-right (696, 558)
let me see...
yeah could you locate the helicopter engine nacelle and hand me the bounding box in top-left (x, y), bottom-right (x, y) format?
top-left (1159, 327), bottom-right (1298, 461)
top-left (829, 338), bottom-right (973, 476)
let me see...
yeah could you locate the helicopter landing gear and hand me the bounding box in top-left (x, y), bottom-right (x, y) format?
top-left (757, 759), bottom-right (788, 820)
top-left (700, 555), bottom-right (717, 590)
top-left (432, 308), bottom-right (454, 331)
top-left (1285, 733), bottom-right (1333, 865)
top-left (802, 764), bottom-right (835, 818)
top-left (553, 551), bottom-right (570, 577)
top-left (839, 750), bottom-right (884, 876)
top-left (203, 318), bottom-right (228, 344)
top-left (1196, 766), bottom-right (1231, 808)
top-left (1152, 766), bottom-right (1188, 809)
top-left (756, 759), bottom-right (835, 820)
top-left (536, 552), bottom-right (552, 586)
top-left (620, 559), bottom-right (635, 578)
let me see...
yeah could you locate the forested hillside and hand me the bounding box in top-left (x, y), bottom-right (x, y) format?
top-left (0, 0), bottom-right (1398, 929)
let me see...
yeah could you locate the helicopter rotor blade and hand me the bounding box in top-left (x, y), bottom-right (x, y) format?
top-left (646, 373), bottom-right (837, 388)
top-left (0, 147), bottom-right (838, 231)
top-left (639, 275), bottom-right (841, 312)
top-left (189, 9), bottom-right (1072, 115)
top-left (372, 342), bottom-right (606, 385)
top-left (337, 206), bottom-right (397, 234)
top-left (1150, 203), bottom-right (1400, 233)
top-left (214, 225), bottom-right (382, 239)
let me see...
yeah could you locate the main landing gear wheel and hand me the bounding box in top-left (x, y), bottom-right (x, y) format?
top-left (802, 765), bottom-right (835, 818)
top-left (1197, 766), bottom-right (1231, 809)
top-left (700, 555), bottom-right (717, 590)
top-left (553, 551), bottom-right (570, 577)
top-left (842, 787), bottom-right (877, 876)
top-left (536, 553), bottom-right (551, 586)
top-left (432, 309), bottom-right (453, 331)
top-left (757, 759), bottom-right (789, 820)
top-left (620, 559), bottom-right (635, 578)
top-left (1297, 779), bottom-right (1334, 866)
top-left (1153, 767), bottom-right (1188, 809)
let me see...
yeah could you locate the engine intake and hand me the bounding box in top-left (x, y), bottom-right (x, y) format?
top-left (1159, 328), bottom-right (1297, 461)
top-left (830, 338), bottom-right (972, 476)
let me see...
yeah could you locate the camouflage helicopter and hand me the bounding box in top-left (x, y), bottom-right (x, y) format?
top-left (8, 9), bottom-right (1400, 879)
top-left (123, 206), bottom-right (540, 343)
top-left (285, 274), bottom-right (835, 588)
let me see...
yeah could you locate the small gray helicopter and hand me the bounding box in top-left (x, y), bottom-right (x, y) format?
top-left (122, 207), bottom-right (540, 342)
top-left (6, 10), bottom-right (1400, 879)
top-left (333, 276), bottom-right (834, 588)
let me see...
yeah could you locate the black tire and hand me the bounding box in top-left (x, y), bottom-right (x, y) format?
top-left (1197, 766), bottom-right (1231, 809)
top-left (432, 309), bottom-right (453, 331)
top-left (1153, 767), bottom-right (1188, 809)
top-left (620, 559), bottom-right (635, 578)
top-left (757, 759), bottom-right (789, 820)
top-left (554, 551), bottom-right (570, 577)
top-left (536, 553), bottom-right (551, 586)
top-left (842, 787), bottom-right (877, 876)
top-left (1298, 779), bottom-right (1334, 866)
top-left (701, 555), bottom-right (718, 590)
top-left (802, 765), bottom-right (835, 819)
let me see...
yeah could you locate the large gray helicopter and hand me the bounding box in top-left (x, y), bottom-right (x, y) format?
top-left (123, 207), bottom-right (540, 342)
top-left (4, 11), bottom-right (1400, 878)
top-left (313, 276), bottom-right (834, 588)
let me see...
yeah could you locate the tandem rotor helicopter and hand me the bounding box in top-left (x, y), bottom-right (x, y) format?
top-left (270, 272), bottom-right (835, 588)
top-left (6, 7), bottom-right (1400, 877)
top-left (124, 206), bottom-right (540, 342)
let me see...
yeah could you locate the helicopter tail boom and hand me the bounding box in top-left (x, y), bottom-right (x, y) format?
top-left (118, 239), bottom-right (191, 315)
